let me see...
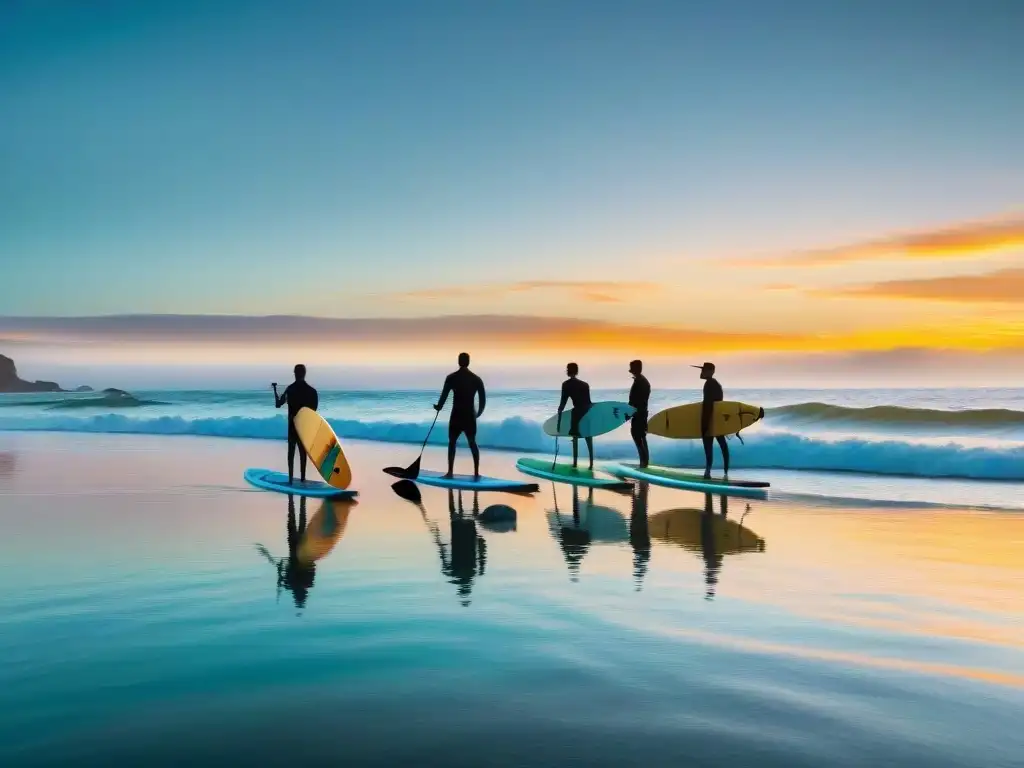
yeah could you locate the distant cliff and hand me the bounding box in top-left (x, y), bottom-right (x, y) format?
top-left (0, 354), bottom-right (74, 393)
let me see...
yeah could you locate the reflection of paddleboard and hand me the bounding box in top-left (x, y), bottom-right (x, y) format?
top-left (405, 469), bottom-right (539, 493)
top-left (244, 468), bottom-right (358, 498)
top-left (516, 457), bottom-right (631, 491)
top-left (293, 407), bottom-right (353, 489)
top-left (648, 507), bottom-right (764, 554)
top-left (647, 401), bottom-right (764, 439)
top-left (604, 463), bottom-right (769, 498)
top-left (297, 499), bottom-right (352, 565)
top-left (543, 401), bottom-right (635, 438)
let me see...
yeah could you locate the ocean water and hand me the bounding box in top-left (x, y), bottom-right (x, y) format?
top-left (1, 387), bottom-right (1023, 508)
top-left (0, 433), bottom-right (1021, 767)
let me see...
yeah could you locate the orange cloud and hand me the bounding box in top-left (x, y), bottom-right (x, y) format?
top-left (393, 280), bottom-right (659, 304)
top-left (829, 267), bottom-right (1024, 304)
top-left (737, 212), bottom-right (1024, 267)
top-left (2, 313), bottom-right (1021, 359)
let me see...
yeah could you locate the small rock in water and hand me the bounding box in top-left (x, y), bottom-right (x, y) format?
top-left (478, 504), bottom-right (517, 532)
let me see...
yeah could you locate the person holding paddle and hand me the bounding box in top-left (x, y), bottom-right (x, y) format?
top-left (272, 364), bottom-right (319, 485)
top-left (557, 362), bottom-right (594, 470)
top-left (434, 352), bottom-right (486, 480)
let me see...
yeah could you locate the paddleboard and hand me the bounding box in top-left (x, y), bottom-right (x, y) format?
top-left (542, 401), bottom-right (636, 438)
top-left (402, 469), bottom-right (539, 493)
top-left (244, 468), bottom-right (358, 499)
top-left (293, 407), bottom-right (353, 489)
top-left (646, 401), bottom-right (764, 439)
top-left (516, 457), bottom-right (632, 491)
top-left (604, 463), bottom-right (769, 498)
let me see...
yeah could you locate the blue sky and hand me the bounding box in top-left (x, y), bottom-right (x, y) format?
top-left (0, 0), bottom-right (1022, 383)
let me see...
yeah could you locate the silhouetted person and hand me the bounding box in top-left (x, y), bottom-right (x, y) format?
top-left (557, 362), bottom-right (594, 470)
top-left (435, 353), bottom-right (486, 479)
top-left (629, 482), bottom-right (651, 591)
top-left (272, 364), bottom-right (319, 484)
top-left (628, 359), bottom-right (651, 468)
top-left (693, 361), bottom-right (729, 479)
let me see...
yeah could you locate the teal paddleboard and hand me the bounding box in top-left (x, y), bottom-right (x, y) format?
top-left (404, 469), bottom-right (539, 493)
top-left (244, 468), bottom-right (359, 499)
top-left (516, 457), bottom-right (632, 491)
top-left (603, 463), bottom-right (769, 498)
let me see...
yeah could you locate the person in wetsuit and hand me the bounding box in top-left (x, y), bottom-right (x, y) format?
top-left (434, 352), bottom-right (486, 479)
top-left (693, 361), bottom-right (729, 478)
top-left (628, 359), bottom-right (651, 468)
top-left (272, 364), bottom-right (319, 484)
top-left (557, 362), bottom-right (594, 470)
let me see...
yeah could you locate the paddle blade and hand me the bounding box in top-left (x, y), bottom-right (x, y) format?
top-left (383, 456), bottom-right (421, 480)
top-left (391, 479), bottom-right (422, 504)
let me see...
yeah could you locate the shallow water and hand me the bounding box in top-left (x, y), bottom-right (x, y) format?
top-left (0, 433), bottom-right (1022, 766)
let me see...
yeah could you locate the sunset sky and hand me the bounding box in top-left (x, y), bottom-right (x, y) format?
top-left (1, 1), bottom-right (1022, 386)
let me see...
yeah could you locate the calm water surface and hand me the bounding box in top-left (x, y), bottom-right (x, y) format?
top-left (0, 433), bottom-right (1021, 766)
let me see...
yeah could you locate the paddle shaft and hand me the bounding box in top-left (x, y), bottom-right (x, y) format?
top-left (418, 408), bottom-right (441, 457)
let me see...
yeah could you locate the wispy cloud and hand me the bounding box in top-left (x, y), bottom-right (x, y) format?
top-left (393, 280), bottom-right (660, 304)
top-left (827, 267), bottom-right (1024, 304)
top-left (736, 213), bottom-right (1024, 268)
top-left (2, 313), bottom-right (1021, 359)
top-left (0, 313), bottom-right (795, 354)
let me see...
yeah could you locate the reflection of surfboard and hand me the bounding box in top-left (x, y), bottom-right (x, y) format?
top-left (516, 458), bottom-right (631, 491)
top-left (648, 507), bottom-right (764, 554)
top-left (293, 407), bottom-right (352, 489)
top-left (244, 468), bottom-right (358, 498)
top-left (574, 500), bottom-right (629, 543)
top-left (543, 401), bottom-right (635, 438)
top-left (297, 499), bottom-right (352, 565)
top-left (605, 463), bottom-right (768, 498)
top-left (647, 401), bottom-right (764, 439)
top-left (409, 470), bottom-right (539, 493)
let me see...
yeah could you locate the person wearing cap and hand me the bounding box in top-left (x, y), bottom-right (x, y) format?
top-left (627, 359), bottom-right (651, 468)
top-left (693, 361), bottom-right (729, 478)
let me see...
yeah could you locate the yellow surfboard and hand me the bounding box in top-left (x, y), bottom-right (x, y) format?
top-left (647, 401), bottom-right (764, 439)
top-left (297, 498), bottom-right (353, 565)
top-left (293, 407), bottom-right (353, 490)
top-left (648, 507), bottom-right (765, 554)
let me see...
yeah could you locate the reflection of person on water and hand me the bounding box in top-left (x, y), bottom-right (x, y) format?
top-left (446, 489), bottom-right (487, 606)
top-left (694, 361), bottom-right (729, 479)
top-left (272, 364), bottom-right (319, 484)
top-left (255, 494), bottom-right (316, 611)
top-left (547, 485), bottom-right (592, 582)
top-left (557, 362), bottom-right (594, 470)
top-left (415, 488), bottom-right (487, 606)
top-left (627, 359), bottom-right (651, 468)
top-left (700, 492), bottom-right (724, 600)
top-left (629, 482), bottom-right (651, 591)
top-left (434, 353), bottom-right (486, 480)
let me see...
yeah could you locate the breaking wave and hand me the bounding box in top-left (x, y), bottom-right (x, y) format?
top-left (770, 402), bottom-right (1024, 431)
top-left (1, 413), bottom-right (1022, 482)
